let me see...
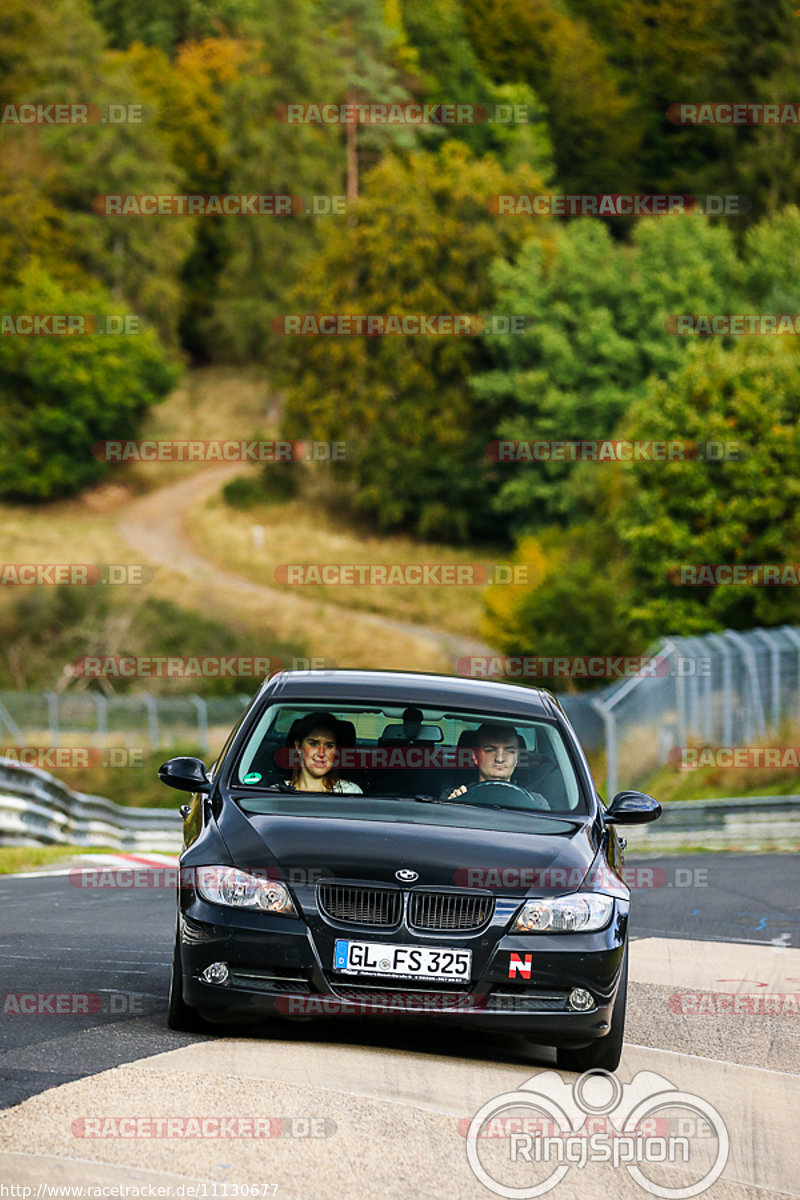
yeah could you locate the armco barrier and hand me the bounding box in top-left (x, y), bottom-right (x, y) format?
top-left (624, 794), bottom-right (800, 850)
top-left (1, 756), bottom-right (797, 854)
top-left (0, 756), bottom-right (181, 852)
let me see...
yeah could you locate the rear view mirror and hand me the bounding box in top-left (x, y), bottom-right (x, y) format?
top-left (605, 790), bottom-right (661, 825)
top-left (158, 756), bottom-right (212, 794)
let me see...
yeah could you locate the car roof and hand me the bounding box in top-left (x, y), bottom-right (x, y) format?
top-left (262, 669), bottom-right (562, 720)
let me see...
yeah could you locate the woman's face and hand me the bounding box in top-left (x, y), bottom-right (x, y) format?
top-left (296, 726), bottom-right (338, 779)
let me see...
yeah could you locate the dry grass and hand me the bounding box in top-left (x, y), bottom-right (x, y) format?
top-left (108, 365), bottom-right (278, 491)
top-left (0, 367), bottom-right (489, 677)
top-left (0, 845), bottom-right (118, 874)
top-left (184, 487), bottom-right (499, 636)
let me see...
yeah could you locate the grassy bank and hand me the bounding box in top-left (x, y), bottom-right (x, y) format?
top-left (0, 844), bottom-right (119, 874)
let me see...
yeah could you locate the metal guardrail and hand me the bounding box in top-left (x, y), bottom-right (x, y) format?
top-left (0, 755), bottom-right (797, 854)
top-left (624, 794), bottom-right (800, 849)
top-left (0, 756), bottom-right (181, 853)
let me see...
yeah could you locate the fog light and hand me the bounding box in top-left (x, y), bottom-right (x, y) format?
top-left (201, 961), bottom-right (229, 985)
top-left (568, 988), bottom-right (594, 1011)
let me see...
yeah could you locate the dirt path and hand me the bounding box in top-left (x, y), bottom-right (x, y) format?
top-left (117, 466), bottom-right (497, 673)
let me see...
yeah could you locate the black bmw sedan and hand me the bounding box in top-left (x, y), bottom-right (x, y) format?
top-left (160, 669), bottom-right (660, 1072)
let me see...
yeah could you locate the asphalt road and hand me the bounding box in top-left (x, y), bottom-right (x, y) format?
top-left (0, 854), bottom-right (797, 1112)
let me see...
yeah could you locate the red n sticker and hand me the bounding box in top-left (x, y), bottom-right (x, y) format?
top-left (508, 953), bottom-right (533, 979)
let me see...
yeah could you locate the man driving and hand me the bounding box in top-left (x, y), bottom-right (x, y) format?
top-left (447, 722), bottom-right (520, 799)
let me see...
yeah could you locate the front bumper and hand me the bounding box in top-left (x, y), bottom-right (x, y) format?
top-left (177, 884), bottom-right (628, 1045)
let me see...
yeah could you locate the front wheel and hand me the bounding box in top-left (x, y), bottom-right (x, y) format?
top-left (167, 929), bottom-right (209, 1033)
top-left (555, 946), bottom-right (628, 1073)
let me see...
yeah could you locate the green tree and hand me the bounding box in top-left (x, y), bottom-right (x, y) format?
top-left (0, 0), bottom-right (193, 346)
top-left (0, 263), bottom-right (178, 499)
top-left (463, 0), bottom-right (640, 194)
top-left (279, 140), bottom-right (551, 541)
top-left (484, 336), bottom-right (800, 664)
top-left (474, 215), bottom-right (744, 530)
top-left (204, 1), bottom-right (346, 361)
top-left (618, 338), bottom-right (800, 633)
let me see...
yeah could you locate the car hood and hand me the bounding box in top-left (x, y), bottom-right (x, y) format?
top-left (217, 792), bottom-right (599, 895)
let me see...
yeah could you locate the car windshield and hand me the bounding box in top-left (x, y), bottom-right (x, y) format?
top-left (230, 701), bottom-right (587, 815)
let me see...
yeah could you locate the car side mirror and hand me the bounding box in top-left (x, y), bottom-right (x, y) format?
top-left (158, 756), bottom-right (212, 794)
top-left (605, 790), bottom-right (661, 825)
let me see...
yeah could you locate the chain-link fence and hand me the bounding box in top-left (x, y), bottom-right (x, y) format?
top-left (573, 624), bottom-right (800, 798)
top-left (0, 690), bottom-right (253, 754)
top-left (1, 625), bottom-right (798, 797)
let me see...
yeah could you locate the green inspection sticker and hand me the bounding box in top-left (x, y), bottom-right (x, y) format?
top-left (243, 772), bottom-right (262, 784)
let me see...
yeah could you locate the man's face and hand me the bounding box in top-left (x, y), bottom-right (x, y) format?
top-left (473, 735), bottom-right (518, 782)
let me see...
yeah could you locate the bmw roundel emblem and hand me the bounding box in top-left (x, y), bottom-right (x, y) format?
top-left (395, 869), bottom-right (419, 882)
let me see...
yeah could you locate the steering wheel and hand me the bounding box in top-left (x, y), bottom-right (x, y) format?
top-left (462, 781), bottom-right (550, 810)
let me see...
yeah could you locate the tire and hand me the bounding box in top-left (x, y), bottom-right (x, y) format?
top-left (167, 929), bottom-right (209, 1033)
top-left (555, 946), bottom-right (628, 1074)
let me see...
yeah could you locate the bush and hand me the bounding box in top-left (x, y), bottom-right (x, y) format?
top-left (0, 262), bottom-right (179, 500)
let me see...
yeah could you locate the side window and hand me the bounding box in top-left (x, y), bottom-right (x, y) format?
top-left (209, 709), bottom-right (249, 781)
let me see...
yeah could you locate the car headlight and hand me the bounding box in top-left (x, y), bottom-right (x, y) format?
top-left (512, 893), bottom-right (614, 933)
top-left (195, 866), bottom-right (297, 915)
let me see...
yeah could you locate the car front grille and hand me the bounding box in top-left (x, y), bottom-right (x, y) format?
top-left (408, 890), bottom-right (494, 933)
top-left (317, 883), bottom-right (402, 927)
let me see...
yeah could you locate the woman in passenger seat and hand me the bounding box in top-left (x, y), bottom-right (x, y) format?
top-left (286, 712), bottom-right (362, 793)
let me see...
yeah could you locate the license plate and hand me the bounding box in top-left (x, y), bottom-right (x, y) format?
top-left (333, 939), bottom-right (471, 982)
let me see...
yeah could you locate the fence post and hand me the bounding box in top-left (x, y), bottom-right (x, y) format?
top-left (189, 695), bottom-right (209, 753)
top-left (752, 629), bottom-right (782, 732)
top-left (724, 629), bottom-right (766, 741)
top-left (780, 626), bottom-right (800, 727)
top-left (92, 692), bottom-right (108, 746)
top-left (44, 690), bottom-right (60, 748)
top-left (590, 696), bottom-right (617, 800)
top-left (708, 634), bottom-right (733, 745)
top-left (142, 694), bottom-right (159, 748)
top-left (0, 698), bottom-right (23, 742)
